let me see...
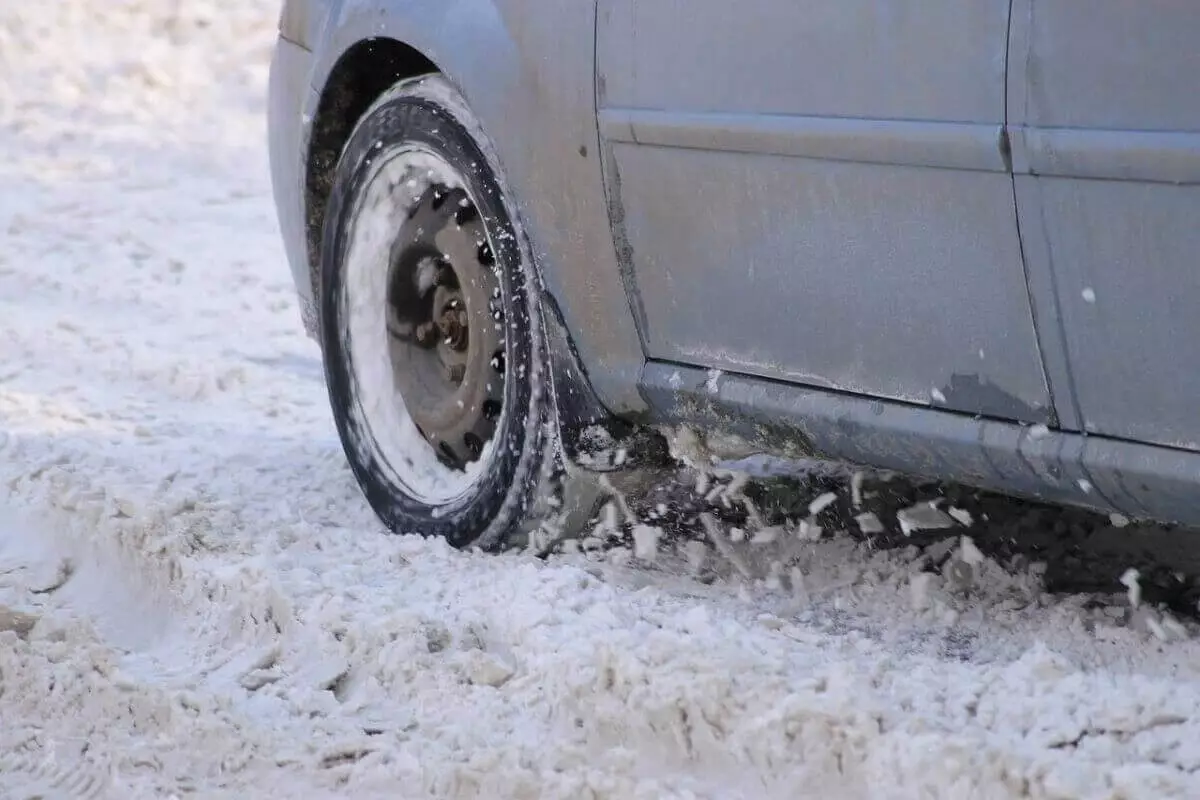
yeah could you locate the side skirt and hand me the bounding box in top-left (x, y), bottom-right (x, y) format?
top-left (640, 360), bottom-right (1200, 528)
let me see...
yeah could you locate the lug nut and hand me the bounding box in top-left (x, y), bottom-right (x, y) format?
top-left (415, 321), bottom-right (438, 345)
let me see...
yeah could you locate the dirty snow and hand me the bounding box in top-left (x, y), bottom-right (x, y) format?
top-left (2, 2), bottom-right (1200, 798)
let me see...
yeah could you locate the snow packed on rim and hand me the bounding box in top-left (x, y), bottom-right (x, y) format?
top-left (2, 2), bottom-right (1200, 798)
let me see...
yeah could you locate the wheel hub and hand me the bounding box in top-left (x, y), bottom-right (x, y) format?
top-left (384, 184), bottom-right (505, 471)
top-left (433, 287), bottom-right (469, 352)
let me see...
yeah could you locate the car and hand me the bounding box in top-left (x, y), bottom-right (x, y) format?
top-left (267, 0), bottom-right (1200, 551)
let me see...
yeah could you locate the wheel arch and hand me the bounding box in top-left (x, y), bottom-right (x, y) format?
top-left (303, 1), bottom-right (662, 467)
top-left (303, 0), bottom-right (544, 336)
top-left (304, 0), bottom-right (649, 422)
top-left (304, 36), bottom-right (440, 305)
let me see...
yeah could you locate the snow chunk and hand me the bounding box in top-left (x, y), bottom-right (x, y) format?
top-left (958, 535), bottom-right (985, 567)
top-left (1120, 567), bottom-right (1142, 609)
top-left (464, 652), bottom-right (515, 688)
top-left (1028, 423), bottom-right (1051, 441)
top-left (909, 572), bottom-right (943, 611)
top-left (897, 502), bottom-right (956, 536)
top-left (0, 606), bottom-right (39, 639)
top-left (796, 519), bottom-right (824, 541)
top-left (808, 491), bottom-right (838, 516)
top-left (850, 471), bottom-right (865, 508)
top-left (630, 524), bottom-right (661, 562)
top-left (948, 506), bottom-right (973, 527)
top-left (751, 526), bottom-right (781, 545)
top-left (681, 540), bottom-right (708, 574)
top-left (855, 512), bottom-right (885, 535)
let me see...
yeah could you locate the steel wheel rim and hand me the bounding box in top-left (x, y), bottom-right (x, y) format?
top-left (341, 144), bottom-right (508, 505)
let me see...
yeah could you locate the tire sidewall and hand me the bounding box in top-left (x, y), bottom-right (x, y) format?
top-left (319, 76), bottom-right (550, 550)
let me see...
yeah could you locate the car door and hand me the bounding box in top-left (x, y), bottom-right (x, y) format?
top-left (1009, 1), bottom-right (1200, 450)
top-left (595, 0), bottom-right (1052, 423)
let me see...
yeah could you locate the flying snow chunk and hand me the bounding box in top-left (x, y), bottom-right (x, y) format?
top-left (808, 492), bottom-right (838, 516)
top-left (948, 507), bottom-right (974, 526)
top-left (958, 535), bottom-right (985, 566)
top-left (752, 526), bottom-right (782, 545)
top-left (682, 540), bottom-right (708, 573)
top-left (850, 471), bottom-right (865, 508)
top-left (1120, 567), bottom-right (1142, 609)
top-left (855, 512), bottom-right (885, 535)
top-left (631, 524), bottom-right (661, 561)
top-left (795, 519), bottom-right (823, 541)
top-left (930, 387), bottom-right (947, 404)
top-left (897, 502), bottom-right (956, 536)
top-left (1082, 287), bottom-right (1096, 303)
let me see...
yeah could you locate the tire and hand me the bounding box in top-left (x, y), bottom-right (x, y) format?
top-left (318, 74), bottom-right (557, 551)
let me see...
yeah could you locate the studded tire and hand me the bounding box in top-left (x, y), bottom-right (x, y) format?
top-left (318, 74), bottom-right (559, 551)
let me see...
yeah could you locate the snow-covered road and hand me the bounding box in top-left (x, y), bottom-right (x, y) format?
top-left (3, 3), bottom-right (1200, 798)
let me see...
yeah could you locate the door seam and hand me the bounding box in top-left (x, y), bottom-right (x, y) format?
top-left (1004, 0), bottom-right (1062, 429)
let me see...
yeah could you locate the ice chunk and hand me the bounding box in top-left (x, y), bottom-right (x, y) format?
top-left (631, 525), bottom-right (661, 561)
top-left (1119, 567), bottom-right (1141, 609)
top-left (948, 507), bottom-right (973, 526)
top-left (896, 502), bottom-right (956, 536)
top-left (466, 652), bottom-right (514, 687)
top-left (958, 535), bottom-right (984, 566)
top-left (850, 471), bottom-right (865, 508)
top-left (796, 519), bottom-right (823, 541)
top-left (751, 526), bottom-right (781, 545)
top-left (855, 512), bottom-right (885, 535)
top-left (808, 492), bottom-right (838, 516)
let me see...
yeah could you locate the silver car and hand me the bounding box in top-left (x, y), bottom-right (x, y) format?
top-left (268, 1), bottom-right (1200, 549)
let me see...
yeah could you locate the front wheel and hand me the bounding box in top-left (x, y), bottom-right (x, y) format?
top-left (319, 74), bottom-right (556, 550)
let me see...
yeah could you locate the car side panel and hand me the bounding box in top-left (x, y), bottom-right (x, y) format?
top-left (268, 35), bottom-right (320, 335)
top-left (1009, 1), bottom-right (1200, 451)
top-left (306, 0), bottom-right (648, 414)
top-left (596, 0), bottom-right (1053, 423)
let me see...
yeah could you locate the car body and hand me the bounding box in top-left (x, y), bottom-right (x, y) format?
top-left (268, 0), bottom-right (1200, 531)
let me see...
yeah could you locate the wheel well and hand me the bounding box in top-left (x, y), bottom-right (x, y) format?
top-left (304, 38), bottom-right (439, 299)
